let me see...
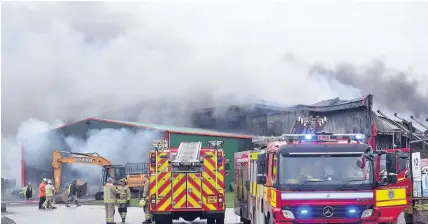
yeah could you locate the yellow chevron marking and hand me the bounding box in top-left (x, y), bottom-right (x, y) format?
top-left (158, 173), bottom-right (171, 197)
top-left (172, 174), bottom-right (186, 209)
top-left (202, 172), bottom-right (216, 191)
top-left (157, 200), bottom-right (169, 211)
top-left (187, 173), bottom-right (202, 208)
top-left (149, 175), bottom-right (156, 195)
top-left (175, 193), bottom-right (187, 208)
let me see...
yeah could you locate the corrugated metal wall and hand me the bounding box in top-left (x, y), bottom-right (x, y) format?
top-left (168, 133), bottom-right (252, 192)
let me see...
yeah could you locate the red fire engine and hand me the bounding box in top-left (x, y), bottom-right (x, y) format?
top-left (234, 133), bottom-right (407, 223)
top-left (149, 140), bottom-right (228, 224)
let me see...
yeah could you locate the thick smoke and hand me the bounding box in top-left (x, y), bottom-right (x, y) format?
top-left (310, 60), bottom-right (428, 118)
top-left (60, 128), bottom-right (159, 193)
top-left (2, 2), bottom-right (428, 186)
top-left (1, 119), bottom-right (64, 182)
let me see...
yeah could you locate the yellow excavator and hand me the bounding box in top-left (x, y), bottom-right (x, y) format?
top-left (52, 150), bottom-right (127, 200)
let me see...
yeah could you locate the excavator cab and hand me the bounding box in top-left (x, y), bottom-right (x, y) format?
top-left (95, 165), bottom-right (126, 200)
top-left (102, 165), bottom-right (126, 185)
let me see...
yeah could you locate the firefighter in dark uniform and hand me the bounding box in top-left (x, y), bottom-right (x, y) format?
top-left (117, 178), bottom-right (131, 223)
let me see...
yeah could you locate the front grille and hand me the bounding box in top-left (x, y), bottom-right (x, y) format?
top-left (289, 205), bottom-right (366, 219)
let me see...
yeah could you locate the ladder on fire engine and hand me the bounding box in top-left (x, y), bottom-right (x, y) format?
top-left (172, 142), bottom-right (202, 164)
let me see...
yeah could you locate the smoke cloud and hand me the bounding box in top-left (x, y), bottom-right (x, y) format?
top-left (309, 60), bottom-right (428, 118)
top-left (2, 2), bottom-right (428, 186)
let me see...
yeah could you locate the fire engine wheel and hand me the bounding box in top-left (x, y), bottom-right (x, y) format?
top-left (207, 218), bottom-right (224, 224)
top-left (215, 218), bottom-right (224, 224)
top-left (154, 215), bottom-right (172, 224)
top-left (207, 218), bottom-right (215, 224)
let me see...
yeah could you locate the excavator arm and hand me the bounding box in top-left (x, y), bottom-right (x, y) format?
top-left (52, 150), bottom-right (115, 192)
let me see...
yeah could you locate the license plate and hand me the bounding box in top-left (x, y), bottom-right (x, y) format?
top-left (208, 196), bottom-right (217, 203)
top-left (318, 135), bottom-right (329, 140)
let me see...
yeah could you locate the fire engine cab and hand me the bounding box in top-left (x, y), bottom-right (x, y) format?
top-left (234, 132), bottom-right (407, 224)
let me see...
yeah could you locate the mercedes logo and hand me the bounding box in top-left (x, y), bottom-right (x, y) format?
top-left (322, 206), bottom-right (334, 218)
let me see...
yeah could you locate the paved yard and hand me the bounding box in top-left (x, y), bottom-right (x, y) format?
top-left (2, 204), bottom-right (406, 224)
top-left (2, 205), bottom-right (241, 224)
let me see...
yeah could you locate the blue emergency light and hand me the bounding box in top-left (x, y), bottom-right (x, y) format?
top-left (282, 133), bottom-right (366, 142)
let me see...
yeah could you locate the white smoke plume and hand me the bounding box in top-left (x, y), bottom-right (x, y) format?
top-left (1, 119), bottom-right (64, 183)
top-left (60, 128), bottom-right (159, 193)
top-left (2, 2), bottom-right (428, 186)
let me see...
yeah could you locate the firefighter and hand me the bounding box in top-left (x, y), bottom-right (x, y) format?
top-left (66, 180), bottom-right (81, 207)
top-left (24, 182), bottom-right (33, 201)
top-left (142, 174), bottom-right (152, 224)
top-left (104, 177), bottom-right (119, 224)
top-left (38, 178), bottom-right (47, 209)
top-left (117, 178), bottom-right (131, 223)
top-left (43, 180), bottom-right (57, 209)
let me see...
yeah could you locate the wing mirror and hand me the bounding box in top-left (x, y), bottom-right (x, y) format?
top-left (386, 153), bottom-right (398, 174)
top-left (245, 180), bottom-right (250, 190)
top-left (356, 158), bottom-right (365, 169)
top-left (257, 154), bottom-right (267, 175)
top-left (257, 175), bottom-right (266, 185)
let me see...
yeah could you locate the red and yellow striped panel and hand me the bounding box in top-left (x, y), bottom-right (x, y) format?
top-left (149, 151), bottom-right (171, 212)
top-left (187, 173), bottom-right (202, 208)
top-left (202, 150), bottom-right (225, 211)
top-left (172, 173), bottom-right (187, 209)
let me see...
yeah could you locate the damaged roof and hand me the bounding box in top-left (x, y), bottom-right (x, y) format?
top-left (373, 113), bottom-right (402, 134)
top-left (195, 95), bottom-right (372, 114)
top-left (53, 117), bottom-right (253, 139)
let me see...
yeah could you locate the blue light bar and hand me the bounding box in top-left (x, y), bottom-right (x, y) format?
top-left (355, 134), bottom-right (364, 140)
top-left (281, 133), bottom-right (366, 143)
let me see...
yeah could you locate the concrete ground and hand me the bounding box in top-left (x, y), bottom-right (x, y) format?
top-left (1, 204), bottom-right (406, 224)
top-left (2, 205), bottom-right (241, 224)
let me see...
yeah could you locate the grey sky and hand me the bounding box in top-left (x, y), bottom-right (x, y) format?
top-left (2, 1), bottom-right (428, 134)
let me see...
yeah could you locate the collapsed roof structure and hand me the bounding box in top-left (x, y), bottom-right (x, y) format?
top-left (191, 94), bottom-right (427, 151)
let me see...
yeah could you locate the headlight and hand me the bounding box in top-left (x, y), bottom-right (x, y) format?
top-left (361, 209), bottom-right (373, 218)
top-left (282, 210), bottom-right (295, 219)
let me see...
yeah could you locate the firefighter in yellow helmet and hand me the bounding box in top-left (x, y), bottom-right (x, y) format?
top-left (117, 178), bottom-right (131, 223)
top-left (141, 174), bottom-right (152, 224)
top-left (104, 178), bottom-right (119, 224)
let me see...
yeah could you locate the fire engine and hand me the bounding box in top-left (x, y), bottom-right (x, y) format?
top-left (234, 132), bottom-right (407, 223)
top-left (149, 140), bottom-right (228, 224)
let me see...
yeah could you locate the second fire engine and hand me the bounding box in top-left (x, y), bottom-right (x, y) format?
top-left (235, 132), bottom-right (407, 223)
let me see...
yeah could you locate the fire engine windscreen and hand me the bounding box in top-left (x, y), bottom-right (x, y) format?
top-left (278, 155), bottom-right (373, 190)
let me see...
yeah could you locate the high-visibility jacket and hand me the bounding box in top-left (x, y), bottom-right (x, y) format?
top-left (142, 179), bottom-right (149, 198)
top-left (117, 185), bottom-right (131, 203)
top-left (45, 184), bottom-right (55, 197)
top-left (104, 183), bottom-right (119, 204)
top-left (24, 186), bottom-right (34, 195)
top-left (38, 182), bottom-right (47, 197)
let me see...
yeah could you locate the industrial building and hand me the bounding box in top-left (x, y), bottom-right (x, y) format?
top-left (21, 118), bottom-right (253, 191)
top-left (192, 94), bottom-right (427, 150)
